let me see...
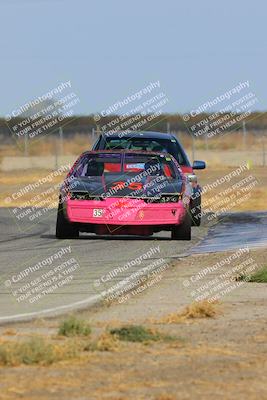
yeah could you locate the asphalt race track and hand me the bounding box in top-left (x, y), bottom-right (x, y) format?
top-left (0, 207), bottom-right (203, 323)
top-left (192, 211), bottom-right (267, 253)
top-left (0, 208), bottom-right (266, 323)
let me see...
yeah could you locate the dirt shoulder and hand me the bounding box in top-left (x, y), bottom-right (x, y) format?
top-left (0, 248), bottom-right (266, 400)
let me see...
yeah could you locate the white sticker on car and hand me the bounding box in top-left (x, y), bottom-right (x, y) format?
top-left (126, 163), bottom-right (145, 169)
top-left (93, 209), bottom-right (103, 217)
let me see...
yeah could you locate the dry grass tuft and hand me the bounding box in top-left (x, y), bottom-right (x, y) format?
top-left (3, 329), bottom-right (17, 336)
top-left (156, 301), bottom-right (221, 324)
top-left (58, 316), bottom-right (91, 337)
top-left (180, 300), bottom-right (220, 319)
top-left (156, 395), bottom-right (177, 400)
top-left (0, 337), bottom-right (78, 366)
top-left (84, 332), bottom-right (119, 352)
top-left (94, 332), bottom-right (119, 351)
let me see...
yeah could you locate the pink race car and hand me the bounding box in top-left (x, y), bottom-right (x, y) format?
top-left (56, 150), bottom-right (192, 240)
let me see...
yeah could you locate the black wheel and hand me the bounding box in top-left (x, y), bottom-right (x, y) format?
top-left (56, 200), bottom-right (79, 239)
top-left (190, 192), bottom-right (201, 226)
top-left (171, 210), bottom-right (191, 240)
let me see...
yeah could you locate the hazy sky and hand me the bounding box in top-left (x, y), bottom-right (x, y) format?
top-left (0, 0), bottom-right (266, 116)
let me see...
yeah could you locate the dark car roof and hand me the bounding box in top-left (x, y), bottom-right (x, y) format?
top-left (101, 131), bottom-right (175, 140)
top-left (95, 130), bottom-right (191, 167)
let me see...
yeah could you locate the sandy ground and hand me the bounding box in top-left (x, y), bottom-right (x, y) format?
top-left (0, 247), bottom-right (266, 400)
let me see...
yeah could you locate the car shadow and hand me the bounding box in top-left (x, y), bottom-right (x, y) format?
top-left (41, 234), bottom-right (172, 241)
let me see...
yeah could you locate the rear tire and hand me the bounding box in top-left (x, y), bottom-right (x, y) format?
top-left (190, 192), bottom-right (201, 226)
top-left (56, 200), bottom-right (79, 239)
top-left (171, 210), bottom-right (191, 240)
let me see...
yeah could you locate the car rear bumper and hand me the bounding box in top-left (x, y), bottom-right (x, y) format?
top-left (66, 197), bottom-right (186, 226)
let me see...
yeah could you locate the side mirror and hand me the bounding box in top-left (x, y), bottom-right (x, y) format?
top-left (193, 160), bottom-right (206, 170)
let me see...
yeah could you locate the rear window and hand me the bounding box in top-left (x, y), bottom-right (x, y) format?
top-left (102, 137), bottom-right (187, 165)
top-left (70, 153), bottom-right (178, 179)
top-left (71, 153), bottom-right (121, 177)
